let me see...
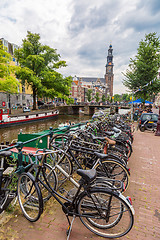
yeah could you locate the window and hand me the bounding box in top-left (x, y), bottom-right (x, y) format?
top-left (141, 114), bottom-right (158, 121)
top-left (22, 86), bottom-right (25, 93)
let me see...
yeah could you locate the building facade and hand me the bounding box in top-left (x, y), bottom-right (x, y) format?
top-left (70, 76), bottom-right (107, 103)
top-left (0, 38), bottom-right (33, 108)
top-left (70, 44), bottom-right (114, 102)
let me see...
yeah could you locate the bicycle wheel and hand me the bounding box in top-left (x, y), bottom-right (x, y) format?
top-left (28, 162), bottom-right (57, 202)
top-left (37, 163), bottom-right (57, 201)
top-left (49, 135), bottom-right (73, 182)
top-left (49, 134), bottom-right (69, 151)
top-left (107, 153), bottom-right (127, 166)
top-left (77, 189), bottom-right (134, 238)
top-left (17, 172), bottom-right (43, 222)
top-left (94, 159), bottom-right (130, 190)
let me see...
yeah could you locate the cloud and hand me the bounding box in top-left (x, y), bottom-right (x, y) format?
top-left (0, 0), bottom-right (160, 94)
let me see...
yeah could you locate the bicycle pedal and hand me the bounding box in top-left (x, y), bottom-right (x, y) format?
top-left (9, 192), bottom-right (17, 198)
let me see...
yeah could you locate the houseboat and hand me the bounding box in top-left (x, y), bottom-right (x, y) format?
top-left (0, 108), bottom-right (59, 128)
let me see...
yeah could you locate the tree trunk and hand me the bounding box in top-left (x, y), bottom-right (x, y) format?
top-left (32, 87), bottom-right (37, 110)
top-left (8, 93), bottom-right (11, 114)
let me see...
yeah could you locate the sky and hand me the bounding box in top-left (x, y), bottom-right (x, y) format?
top-left (1, 0), bottom-right (160, 94)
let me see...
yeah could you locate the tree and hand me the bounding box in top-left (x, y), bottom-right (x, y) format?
top-left (113, 94), bottom-right (121, 102)
top-left (14, 31), bottom-right (72, 110)
top-left (102, 94), bottom-right (106, 102)
top-left (106, 94), bottom-right (111, 103)
top-left (0, 42), bottom-right (19, 113)
top-left (123, 32), bottom-right (160, 102)
top-left (122, 93), bottom-right (132, 102)
top-left (66, 97), bottom-right (74, 105)
top-left (86, 89), bottom-right (92, 102)
top-left (95, 92), bottom-right (100, 103)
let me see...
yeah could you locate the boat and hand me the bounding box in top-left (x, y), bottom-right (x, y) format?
top-left (0, 108), bottom-right (59, 128)
top-left (58, 121), bottom-right (75, 128)
top-left (18, 121), bottom-right (87, 147)
top-left (0, 121), bottom-right (88, 161)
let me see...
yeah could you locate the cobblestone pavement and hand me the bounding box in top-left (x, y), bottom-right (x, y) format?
top-left (0, 128), bottom-right (160, 240)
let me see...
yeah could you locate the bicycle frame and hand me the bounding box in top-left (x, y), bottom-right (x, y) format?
top-left (27, 152), bottom-right (120, 220)
top-left (0, 127), bottom-right (55, 213)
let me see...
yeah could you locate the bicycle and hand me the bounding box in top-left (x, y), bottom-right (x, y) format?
top-left (0, 127), bottom-right (55, 214)
top-left (0, 150), bottom-right (17, 213)
top-left (49, 133), bottom-right (130, 189)
top-left (17, 150), bottom-right (135, 239)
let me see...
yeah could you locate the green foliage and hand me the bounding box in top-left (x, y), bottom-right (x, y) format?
top-left (113, 94), bottom-right (121, 102)
top-left (122, 93), bottom-right (132, 102)
top-left (102, 94), bottom-right (106, 102)
top-left (66, 97), bottom-right (74, 105)
top-left (86, 89), bottom-right (92, 102)
top-left (112, 93), bottom-right (132, 102)
top-left (106, 94), bottom-right (111, 102)
top-left (123, 32), bottom-right (160, 101)
top-left (14, 31), bottom-right (72, 109)
top-left (0, 42), bottom-right (19, 93)
top-left (95, 92), bottom-right (100, 103)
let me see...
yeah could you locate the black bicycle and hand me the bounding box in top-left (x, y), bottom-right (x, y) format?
top-left (0, 150), bottom-right (17, 213)
top-left (0, 128), bottom-right (55, 215)
top-left (17, 150), bottom-right (134, 239)
top-left (49, 133), bottom-right (130, 189)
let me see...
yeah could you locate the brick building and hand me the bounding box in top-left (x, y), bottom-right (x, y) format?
top-left (70, 44), bottom-right (114, 103)
top-left (70, 76), bottom-right (107, 103)
top-left (0, 38), bottom-right (33, 108)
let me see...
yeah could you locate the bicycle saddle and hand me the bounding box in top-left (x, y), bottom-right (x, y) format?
top-left (93, 152), bottom-right (108, 159)
top-left (112, 127), bottom-right (121, 133)
top-left (77, 169), bottom-right (96, 182)
top-left (0, 151), bottom-right (12, 157)
top-left (105, 131), bottom-right (114, 136)
top-left (104, 137), bottom-right (116, 145)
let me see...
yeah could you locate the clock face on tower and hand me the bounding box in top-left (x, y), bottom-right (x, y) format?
top-left (108, 66), bottom-right (112, 72)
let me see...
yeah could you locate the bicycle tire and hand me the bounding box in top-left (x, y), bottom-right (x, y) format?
top-left (54, 152), bottom-right (73, 184)
top-left (77, 188), bottom-right (134, 238)
top-left (108, 149), bottom-right (128, 165)
top-left (140, 126), bottom-right (145, 132)
top-left (49, 133), bottom-right (70, 151)
top-left (28, 163), bottom-right (57, 202)
top-left (49, 134), bottom-right (73, 183)
top-left (107, 153), bottom-right (127, 166)
top-left (17, 172), bottom-right (43, 222)
top-left (94, 159), bottom-right (130, 190)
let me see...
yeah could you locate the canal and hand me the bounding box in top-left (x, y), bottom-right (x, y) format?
top-left (0, 108), bottom-right (130, 144)
top-left (0, 114), bottom-right (91, 144)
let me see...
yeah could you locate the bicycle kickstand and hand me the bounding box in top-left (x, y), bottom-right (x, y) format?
top-left (66, 214), bottom-right (76, 240)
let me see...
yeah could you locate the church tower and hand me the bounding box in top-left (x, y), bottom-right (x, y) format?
top-left (105, 44), bottom-right (114, 96)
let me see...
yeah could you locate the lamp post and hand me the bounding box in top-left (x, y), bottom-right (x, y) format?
top-left (155, 106), bottom-right (160, 136)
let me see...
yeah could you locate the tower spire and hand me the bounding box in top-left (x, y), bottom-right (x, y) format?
top-left (105, 44), bottom-right (114, 96)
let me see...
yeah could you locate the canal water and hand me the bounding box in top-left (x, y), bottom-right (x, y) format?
top-left (0, 108), bottom-right (130, 144)
top-left (0, 114), bottom-right (91, 144)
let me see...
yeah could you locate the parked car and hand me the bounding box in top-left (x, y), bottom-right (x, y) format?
top-left (23, 106), bottom-right (31, 112)
top-left (138, 113), bottom-right (158, 130)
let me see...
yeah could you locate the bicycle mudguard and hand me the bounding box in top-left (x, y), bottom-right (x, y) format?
top-left (119, 192), bottom-right (135, 215)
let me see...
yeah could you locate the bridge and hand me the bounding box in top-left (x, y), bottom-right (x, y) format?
top-left (55, 104), bottom-right (130, 115)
